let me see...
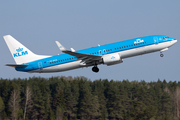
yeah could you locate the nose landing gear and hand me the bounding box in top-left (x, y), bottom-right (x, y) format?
top-left (160, 48), bottom-right (168, 57)
top-left (92, 65), bottom-right (99, 73)
top-left (160, 53), bottom-right (164, 57)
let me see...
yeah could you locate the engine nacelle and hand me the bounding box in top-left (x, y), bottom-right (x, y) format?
top-left (102, 53), bottom-right (123, 66)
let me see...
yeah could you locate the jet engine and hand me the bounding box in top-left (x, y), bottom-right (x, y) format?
top-left (102, 53), bottom-right (123, 66)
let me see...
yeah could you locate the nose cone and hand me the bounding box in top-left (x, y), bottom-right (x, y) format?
top-left (174, 39), bottom-right (177, 42)
top-left (172, 39), bottom-right (177, 45)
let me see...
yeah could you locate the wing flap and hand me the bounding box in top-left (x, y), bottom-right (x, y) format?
top-left (55, 41), bottom-right (102, 59)
top-left (63, 50), bottom-right (101, 59)
top-left (55, 41), bottom-right (102, 65)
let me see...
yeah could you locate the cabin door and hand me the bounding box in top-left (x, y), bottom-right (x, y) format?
top-left (38, 62), bottom-right (43, 72)
top-left (154, 37), bottom-right (159, 44)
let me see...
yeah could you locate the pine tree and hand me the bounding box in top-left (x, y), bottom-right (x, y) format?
top-left (173, 86), bottom-right (180, 118)
top-left (0, 96), bottom-right (5, 120)
top-left (64, 85), bottom-right (79, 119)
top-left (78, 80), bottom-right (97, 119)
top-left (93, 80), bottom-right (108, 119)
top-left (31, 78), bottom-right (46, 119)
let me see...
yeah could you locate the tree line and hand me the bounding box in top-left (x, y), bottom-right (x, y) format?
top-left (0, 76), bottom-right (180, 120)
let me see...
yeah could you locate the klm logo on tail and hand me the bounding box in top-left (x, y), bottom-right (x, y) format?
top-left (13, 48), bottom-right (28, 57)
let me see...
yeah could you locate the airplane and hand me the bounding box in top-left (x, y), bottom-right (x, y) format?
top-left (4, 35), bottom-right (177, 73)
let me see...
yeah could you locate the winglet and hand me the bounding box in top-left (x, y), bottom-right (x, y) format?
top-left (55, 41), bottom-right (66, 51)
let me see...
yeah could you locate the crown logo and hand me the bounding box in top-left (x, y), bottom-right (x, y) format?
top-left (16, 48), bottom-right (23, 52)
top-left (111, 56), bottom-right (115, 59)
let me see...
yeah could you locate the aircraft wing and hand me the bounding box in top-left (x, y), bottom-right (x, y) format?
top-left (55, 41), bottom-right (102, 62)
top-left (63, 50), bottom-right (101, 59)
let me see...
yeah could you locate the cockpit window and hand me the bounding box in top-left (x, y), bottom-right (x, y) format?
top-left (163, 37), bottom-right (169, 39)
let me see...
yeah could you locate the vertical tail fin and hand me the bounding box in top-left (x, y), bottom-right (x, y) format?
top-left (4, 35), bottom-right (50, 64)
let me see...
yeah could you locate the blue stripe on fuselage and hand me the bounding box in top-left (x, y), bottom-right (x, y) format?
top-left (15, 35), bottom-right (170, 72)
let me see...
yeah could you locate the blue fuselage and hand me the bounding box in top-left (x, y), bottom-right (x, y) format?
top-left (15, 35), bottom-right (177, 72)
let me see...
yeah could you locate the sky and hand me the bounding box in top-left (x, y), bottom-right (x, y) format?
top-left (0, 1), bottom-right (180, 82)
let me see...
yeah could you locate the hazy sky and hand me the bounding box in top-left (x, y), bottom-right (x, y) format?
top-left (0, 1), bottom-right (180, 82)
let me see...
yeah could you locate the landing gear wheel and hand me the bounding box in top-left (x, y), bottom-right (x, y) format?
top-left (92, 66), bottom-right (99, 73)
top-left (160, 54), bottom-right (164, 57)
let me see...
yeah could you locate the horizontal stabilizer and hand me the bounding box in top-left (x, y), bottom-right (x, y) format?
top-left (5, 64), bottom-right (28, 68)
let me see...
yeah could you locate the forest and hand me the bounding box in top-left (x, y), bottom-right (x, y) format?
top-left (0, 76), bottom-right (180, 120)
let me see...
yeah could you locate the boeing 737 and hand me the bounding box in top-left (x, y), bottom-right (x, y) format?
top-left (4, 35), bottom-right (177, 73)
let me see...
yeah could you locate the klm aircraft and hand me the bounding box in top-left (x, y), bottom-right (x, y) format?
top-left (4, 35), bottom-right (177, 73)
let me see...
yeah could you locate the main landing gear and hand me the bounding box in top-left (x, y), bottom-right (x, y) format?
top-left (92, 65), bottom-right (99, 73)
top-left (160, 52), bottom-right (164, 57)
